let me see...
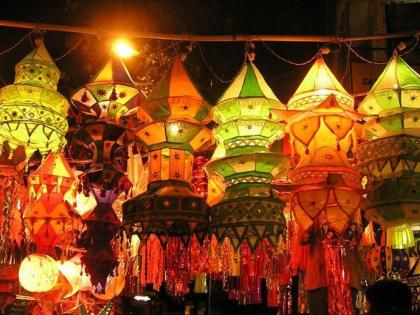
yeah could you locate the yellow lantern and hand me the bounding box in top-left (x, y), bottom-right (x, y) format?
top-left (0, 42), bottom-right (69, 156)
top-left (18, 254), bottom-right (59, 292)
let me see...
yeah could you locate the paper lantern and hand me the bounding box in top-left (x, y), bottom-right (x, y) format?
top-left (24, 198), bottom-right (73, 255)
top-left (28, 151), bottom-right (77, 202)
top-left (279, 57), bottom-right (362, 315)
top-left (0, 42), bottom-right (69, 156)
top-left (365, 245), bottom-right (409, 276)
top-left (71, 57), bottom-right (144, 124)
top-left (58, 254), bottom-right (93, 297)
top-left (357, 55), bottom-right (420, 246)
top-left (68, 121), bottom-right (134, 189)
top-left (123, 56), bottom-right (212, 245)
top-left (122, 56), bottom-right (212, 296)
top-left (276, 57), bottom-right (363, 234)
top-left (206, 60), bottom-right (289, 251)
top-left (19, 254), bottom-right (59, 292)
top-left (287, 57), bottom-right (353, 111)
top-left (204, 58), bottom-right (289, 304)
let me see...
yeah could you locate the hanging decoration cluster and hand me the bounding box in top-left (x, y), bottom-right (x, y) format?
top-left (0, 35), bottom-right (418, 315)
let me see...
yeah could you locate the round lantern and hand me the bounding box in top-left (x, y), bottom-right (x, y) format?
top-left (19, 254), bottom-right (59, 292)
top-left (0, 42), bottom-right (69, 156)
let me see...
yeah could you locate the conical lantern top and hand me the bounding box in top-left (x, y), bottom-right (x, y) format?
top-left (91, 57), bottom-right (136, 85)
top-left (14, 42), bottom-right (60, 89)
top-left (213, 61), bottom-right (284, 124)
top-left (358, 55), bottom-right (420, 116)
top-left (71, 57), bottom-right (144, 124)
top-left (288, 57), bottom-right (353, 110)
top-left (138, 56), bottom-right (211, 124)
top-left (29, 151), bottom-right (76, 198)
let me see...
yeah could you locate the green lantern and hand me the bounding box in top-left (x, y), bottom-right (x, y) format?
top-left (206, 61), bottom-right (289, 251)
top-left (0, 43), bottom-right (69, 156)
top-left (71, 57), bottom-right (144, 124)
top-left (123, 56), bottom-right (212, 245)
top-left (358, 55), bottom-right (420, 248)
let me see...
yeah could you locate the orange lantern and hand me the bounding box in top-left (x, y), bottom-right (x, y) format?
top-left (28, 151), bottom-right (77, 203)
top-left (23, 196), bottom-right (73, 255)
top-left (275, 58), bottom-right (364, 234)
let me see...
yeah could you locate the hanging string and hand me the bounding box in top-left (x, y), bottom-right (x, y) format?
top-left (400, 35), bottom-right (419, 56)
top-left (260, 40), bottom-right (322, 66)
top-left (0, 30), bottom-right (33, 56)
top-left (343, 41), bottom-right (388, 65)
top-left (340, 42), bottom-right (351, 83)
top-left (54, 34), bottom-right (87, 61)
top-left (196, 42), bottom-right (245, 84)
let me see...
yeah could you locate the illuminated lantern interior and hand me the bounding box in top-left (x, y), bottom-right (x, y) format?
top-left (18, 254), bottom-right (59, 293)
top-left (0, 42), bottom-right (69, 156)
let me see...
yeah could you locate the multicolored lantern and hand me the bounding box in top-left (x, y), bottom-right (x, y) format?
top-left (357, 55), bottom-right (420, 248)
top-left (205, 57), bottom-right (289, 303)
top-left (365, 245), bottom-right (410, 276)
top-left (278, 57), bottom-right (363, 315)
top-left (18, 254), bottom-right (59, 293)
top-left (71, 57), bottom-right (144, 124)
top-left (276, 58), bottom-right (363, 234)
top-left (0, 42), bottom-right (69, 156)
top-left (123, 56), bottom-right (212, 294)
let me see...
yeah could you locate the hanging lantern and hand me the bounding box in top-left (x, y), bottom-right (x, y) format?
top-left (357, 55), bottom-right (420, 248)
top-left (58, 254), bottom-right (93, 298)
top-left (0, 42), bottom-right (69, 156)
top-left (68, 121), bottom-right (134, 187)
top-left (205, 58), bottom-right (289, 304)
top-left (18, 254), bottom-right (59, 293)
top-left (277, 57), bottom-right (363, 315)
top-left (23, 197), bottom-right (73, 255)
top-left (123, 56), bottom-right (212, 294)
top-left (71, 57), bottom-right (144, 125)
top-left (28, 151), bottom-right (77, 202)
top-left (79, 187), bottom-right (121, 291)
top-left (275, 58), bottom-right (364, 234)
top-left (365, 245), bottom-right (409, 276)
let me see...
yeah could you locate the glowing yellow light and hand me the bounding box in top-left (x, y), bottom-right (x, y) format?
top-left (113, 39), bottom-right (138, 58)
top-left (19, 254), bottom-right (59, 293)
top-left (170, 123), bottom-right (179, 134)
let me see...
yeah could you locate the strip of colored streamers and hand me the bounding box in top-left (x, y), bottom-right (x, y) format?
top-left (323, 240), bottom-right (354, 315)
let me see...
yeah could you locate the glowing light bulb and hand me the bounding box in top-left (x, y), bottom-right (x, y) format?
top-left (170, 123), bottom-right (179, 134)
top-left (113, 39), bottom-right (138, 58)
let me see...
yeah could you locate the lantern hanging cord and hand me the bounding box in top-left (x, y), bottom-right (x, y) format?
top-left (0, 29), bottom-right (33, 56)
top-left (54, 34), bottom-right (87, 62)
top-left (260, 40), bottom-right (323, 66)
top-left (343, 41), bottom-right (388, 65)
top-left (196, 42), bottom-right (246, 84)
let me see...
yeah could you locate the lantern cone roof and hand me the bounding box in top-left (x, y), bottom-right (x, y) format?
top-left (288, 57), bottom-right (353, 110)
top-left (359, 55), bottom-right (420, 116)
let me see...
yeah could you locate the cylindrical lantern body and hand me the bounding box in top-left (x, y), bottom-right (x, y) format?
top-left (357, 56), bottom-right (420, 248)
